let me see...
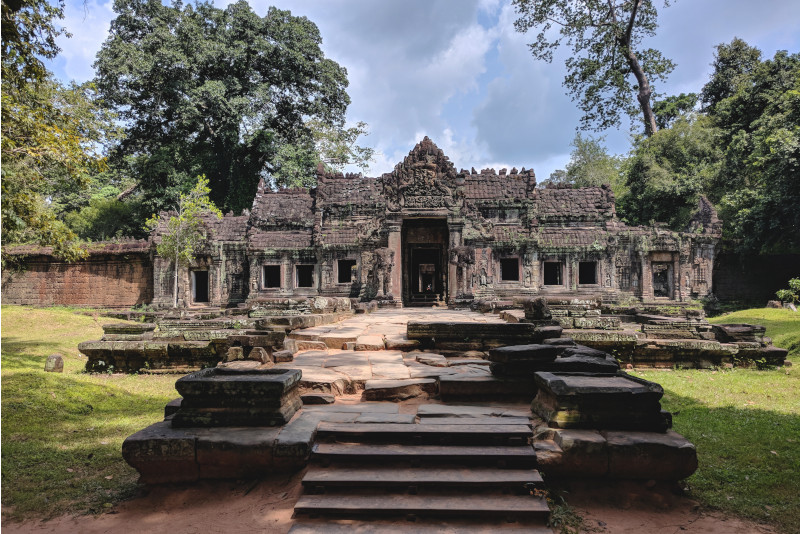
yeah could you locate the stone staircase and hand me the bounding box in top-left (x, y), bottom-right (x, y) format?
top-left (290, 416), bottom-right (551, 532)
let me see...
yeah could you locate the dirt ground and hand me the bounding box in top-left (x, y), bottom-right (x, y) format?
top-left (2, 475), bottom-right (777, 534)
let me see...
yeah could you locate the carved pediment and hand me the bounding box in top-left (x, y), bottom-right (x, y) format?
top-left (381, 137), bottom-right (460, 212)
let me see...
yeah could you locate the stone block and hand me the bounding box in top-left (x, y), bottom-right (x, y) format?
top-left (355, 335), bottom-right (385, 351)
top-left (44, 354), bottom-right (64, 373)
top-left (438, 375), bottom-right (534, 398)
top-left (487, 344), bottom-right (563, 363)
top-left (573, 317), bottom-right (621, 330)
top-left (531, 372), bottom-right (668, 431)
top-left (384, 336), bottom-right (420, 350)
top-left (226, 346), bottom-right (244, 362)
top-left (301, 393), bottom-right (335, 405)
top-left (604, 430), bottom-right (698, 480)
top-left (550, 429), bottom-right (608, 477)
top-left (195, 426), bottom-right (281, 478)
top-left (362, 378), bottom-right (437, 401)
top-left (122, 421), bottom-right (199, 484)
top-left (416, 353), bottom-right (448, 367)
top-left (164, 397), bottom-right (182, 418)
top-left (273, 349), bottom-right (294, 363)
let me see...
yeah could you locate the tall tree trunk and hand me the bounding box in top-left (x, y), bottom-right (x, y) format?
top-left (173, 259), bottom-right (179, 308)
top-left (627, 48), bottom-right (659, 136)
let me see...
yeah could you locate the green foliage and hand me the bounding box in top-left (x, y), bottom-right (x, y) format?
top-left (653, 92), bottom-right (698, 129)
top-left (775, 278), bottom-right (800, 304)
top-left (145, 175), bottom-right (222, 307)
top-left (1, 0), bottom-right (120, 259)
top-left (544, 133), bottom-right (626, 197)
top-left (513, 0), bottom-right (674, 135)
top-left (619, 114), bottom-right (722, 229)
top-left (95, 0), bottom-right (352, 213)
top-left (701, 37), bottom-right (762, 113)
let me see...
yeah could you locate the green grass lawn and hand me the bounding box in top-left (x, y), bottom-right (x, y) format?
top-left (633, 307), bottom-right (800, 533)
top-left (1, 305), bottom-right (176, 520)
top-left (1, 305), bottom-right (799, 532)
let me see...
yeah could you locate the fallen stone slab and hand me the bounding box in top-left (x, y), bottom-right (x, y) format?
top-left (355, 335), bottom-right (385, 351)
top-left (354, 413), bottom-right (417, 424)
top-left (364, 351), bottom-right (405, 365)
top-left (301, 393), bottom-right (335, 405)
top-left (370, 363), bottom-right (410, 380)
top-left (384, 336), bottom-right (420, 350)
top-left (280, 365), bottom-right (351, 395)
top-left (416, 404), bottom-right (530, 419)
top-left (362, 378), bottom-right (437, 401)
top-left (487, 344), bottom-right (563, 363)
top-left (407, 321), bottom-right (539, 345)
top-left (446, 359), bottom-right (489, 366)
top-left (328, 365), bottom-right (373, 382)
top-left (416, 353), bottom-right (448, 367)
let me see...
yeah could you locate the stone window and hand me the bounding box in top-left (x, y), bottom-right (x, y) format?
top-left (295, 265), bottom-right (315, 288)
top-left (263, 265), bottom-right (281, 289)
top-left (579, 261), bottom-right (597, 285)
top-left (694, 265), bottom-right (707, 284)
top-left (337, 259), bottom-right (357, 283)
top-left (543, 262), bottom-right (563, 285)
top-left (500, 258), bottom-right (520, 281)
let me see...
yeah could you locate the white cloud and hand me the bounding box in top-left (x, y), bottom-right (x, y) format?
top-left (56, 0), bottom-right (114, 82)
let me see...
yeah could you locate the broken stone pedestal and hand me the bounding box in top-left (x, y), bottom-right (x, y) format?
top-left (531, 372), bottom-right (670, 432)
top-left (171, 367), bottom-right (302, 427)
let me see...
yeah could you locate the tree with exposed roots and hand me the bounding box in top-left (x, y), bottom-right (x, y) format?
top-left (513, 0), bottom-right (674, 136)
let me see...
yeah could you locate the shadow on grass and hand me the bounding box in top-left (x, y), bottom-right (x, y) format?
top-left (1, 369), bottom-right (174, 520)
top-left (663, 390), bottom-right (800, 534)
top-left (0, 336), bottom-right (77, 372)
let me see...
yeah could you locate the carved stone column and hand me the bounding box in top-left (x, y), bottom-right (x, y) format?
top-left (387, 222), bottom-right (403, 306)
top-left (447, 222), bottom-right (463, 304)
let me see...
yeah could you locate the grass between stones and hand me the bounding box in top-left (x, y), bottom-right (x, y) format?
top-left (634, 307), bottom-right (800, 534)
top-left (1, 305), bottom-right (176, 520)
top-left (1, 305), bottom-right (798, 532)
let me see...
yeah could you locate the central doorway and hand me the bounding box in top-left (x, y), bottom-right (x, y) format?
top-left (402, 218), bottom-right (448, 305)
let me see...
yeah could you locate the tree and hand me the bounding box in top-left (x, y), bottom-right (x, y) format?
top-left (2, 0), bottom-right (119, 260)
top-left (542, 134), bottom-right (624, 196)
top-left (700, 37), bottom-right (762, 113)
top-left (95, 0), bottom-right (352, 214)
top-left (653, 92), bottom-right (697, 130)
top-left (146, 176), bottom-right (222, 308)
top-left (271, 120), bottom-right (375, 187)
top-left (619, 115), bottom-right (722, 229)
top-left (513, 0), bottom-right (674, 136)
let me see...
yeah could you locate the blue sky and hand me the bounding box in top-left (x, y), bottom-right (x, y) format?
top-left (48, 0), bottom-right (800, 181)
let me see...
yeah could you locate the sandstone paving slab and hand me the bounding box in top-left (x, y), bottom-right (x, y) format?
top-left (447, 359), bottom-right (489, 366)
top-left (416, 353), bottom-right (448, 367)
top-left (321, 333), bottom-right (364, 350)
top-left (301, 393), bottom-right (335, 405)
top-left (384, 336), bottom-right (421, 350)
top-left (300, 402), bottom-right (399, 414)
top-left (328, 365), bottom-right (373, 382)
top-left (418, 416), bottom-right (530, 426)
top-left (416, 405), bottom-right (530, 419)
top-left (355, 335), bottom-right (385, 351)
top-left (274, 411), bottom-right (357, 465)
top-left (323, 352), bottom-right (370, 367)
top-left (362, 378), bottom-right (437, 401)
top-left (354, 413), bottom-right (417, 424)
top-left (365, 351), bottom-right (405, 364)
top-left (370, 363), bottom-right (411, 379)
top-left (276, 365), bottom-right (350, 395)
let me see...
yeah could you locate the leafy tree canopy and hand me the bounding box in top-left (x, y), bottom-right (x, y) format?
top-left (544, 133), bottom-right (625, 196)
top-left (95, 0), bottom-right (353, 215)
top-left (513, 0), bottom-right (674, 136)
top-left (2, 0), bottom-right (119, 260)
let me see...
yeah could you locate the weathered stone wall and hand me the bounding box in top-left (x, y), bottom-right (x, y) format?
top-left (713, 253), bottom-right (800, 305)
top-left (2, 249), bottom-right (153, 307)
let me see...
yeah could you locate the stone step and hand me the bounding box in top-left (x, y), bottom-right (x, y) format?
top-left (289, 521), bottom-right (552, 533)
top-left (312, 443), bottom-right (538, 468)
top-left (362, 378), bottom-right (437, 401)
top-left (293, 494), bottom-right (549, 520)
top-left (302, 466), bottom-right (544, 491)
top-left (316, 422), bottom-right (532, 445)
top-left (438, 375), bottom-right (534, 399)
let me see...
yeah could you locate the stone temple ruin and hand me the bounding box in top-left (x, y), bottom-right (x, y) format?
top-left (52, 138), bottom-right (789, 530)
top-left (150, 137), bottom-right (721, 309)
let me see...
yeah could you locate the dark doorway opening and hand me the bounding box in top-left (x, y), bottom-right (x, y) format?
top-left (296, 265), bottom-right (315, 288)
top-left (579, 261), bottom-right (597, 285)
top-left (500, 258), bottom-right (520, 281)
top-left (652, 262), bottom-right (672, 298)
top-left (263, 265), bottom-right (281, 288)
top-left (543, 262), bottom-right (562, 286)
top-left (337, 259), bottom-right (357, 283)
top-left (402, 218), bottom-right (448, 305)
top-left (192, 271), bottom-right (209, 303)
